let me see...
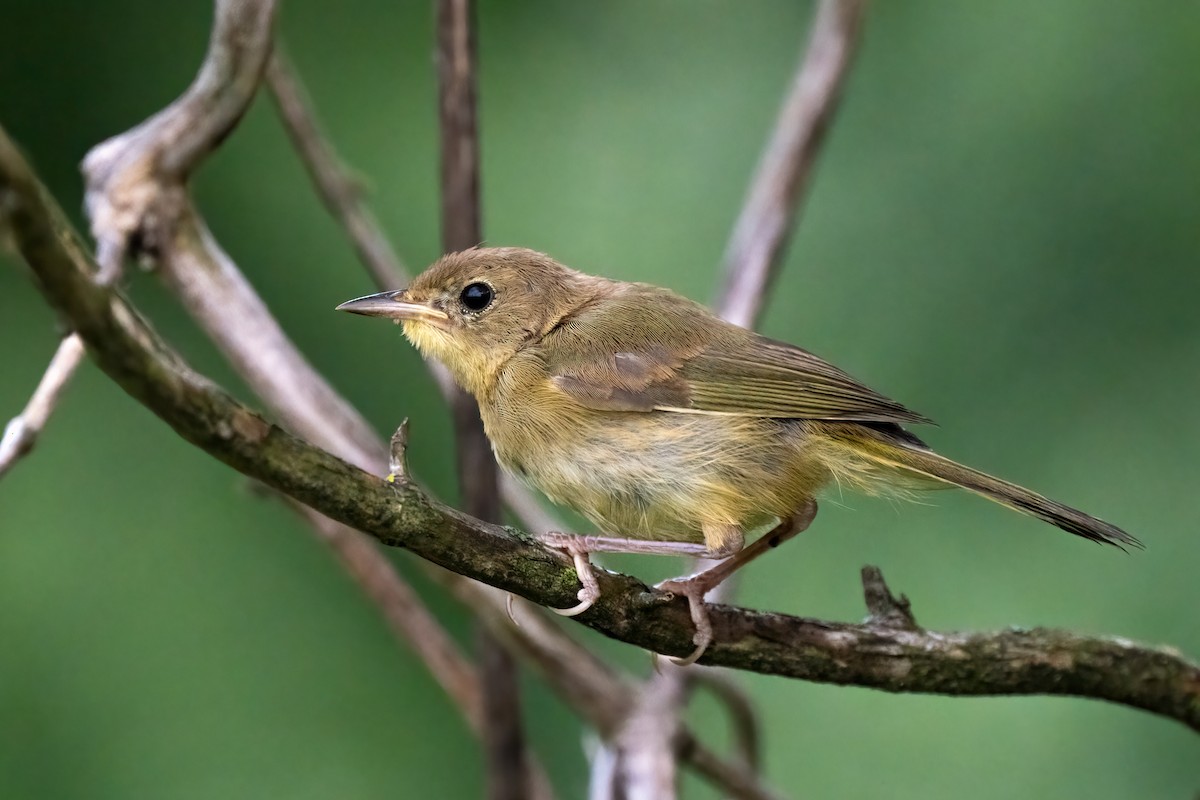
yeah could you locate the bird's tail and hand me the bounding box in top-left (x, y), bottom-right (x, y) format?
top-left (823, 424), bottom-right (1141, 550)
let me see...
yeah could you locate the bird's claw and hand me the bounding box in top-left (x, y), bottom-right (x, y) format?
top-left (655, 576), bottom-right (714, 666)
top-left (538, 532), bottom-right (602, 617)
top-left (504, 592), bottom-right (524, 628)
top-left (549, 587), bottom-right (599, 617)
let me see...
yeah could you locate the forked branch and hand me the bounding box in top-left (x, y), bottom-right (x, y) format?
top-left (4, 131), bottom-right (1196, 734)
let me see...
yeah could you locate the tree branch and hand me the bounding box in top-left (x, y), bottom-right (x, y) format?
top-left (399, 564), bottom-right (783, 800)
top-left (83, 0), bottom-right (385, 469)
top-left (0, 333), bottom-right (85, 479)
top-left (614, 666), bottom-right (689, 800)
top-left (692, 669), bottom-right (761, 779)
top-left (264, 47), bottom-right (411, 294)
top-left (83, 0), bottom-right (280, 252)
top-left (434, 3), bottom-right (530, 799)
top-left (717, 0), bottom-right (865, 328)
top-left (5, 129), bottom-right (1197, 736)
top-left (0, 239), bottom-right (125, 480)
top-left (294, 502), bottom-right (484, 724)
top-left (436, 0), bottom-right (501, 542)
top-left (437, 0), bottom-right (483, 254)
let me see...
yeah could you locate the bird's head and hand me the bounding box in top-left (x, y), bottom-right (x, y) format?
top-left (337, 247), bottom-right (601, 395)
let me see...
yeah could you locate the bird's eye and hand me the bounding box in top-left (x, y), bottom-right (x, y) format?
top-left (459, 282), bottom-right (494, 312)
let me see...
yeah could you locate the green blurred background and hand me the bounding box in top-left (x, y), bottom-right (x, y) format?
top-left (2, 1), bottom-right (1198, 797)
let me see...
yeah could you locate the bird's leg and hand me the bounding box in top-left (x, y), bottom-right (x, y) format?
top-left (536, 532), bottom-right (736, 617)
top-left (657, 499), bottom-right (819, 666)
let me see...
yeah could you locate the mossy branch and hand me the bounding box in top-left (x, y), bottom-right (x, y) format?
top-left (2, 126), bottom-right (1198, 734)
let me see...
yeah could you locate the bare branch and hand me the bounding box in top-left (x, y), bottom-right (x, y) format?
top-left (615, 666), bottom-right (689, 800)
top-left (469, 585), bottom-right (781, 800)
top-left (0, 238), bottom-right (125, 481)
top-left (179, 206), bottom-right (391, 464)
top-left (586, 738), bottom-right (620, 800)
top-left (435, 0), bottom-right (499, 532)
top-left (437, 0), bottom-right (483, 255)
top-left (264, 48), bottom-right (410, 291)
top-left (693, 669), bottom-right (761, 776)
top-left (263, 51), bottom-right (469, 452)
top-left (296, 504), bottom-right (484, 724)
top-left (683, 737), bottom-right (784, 800)
top-left (6, 134), bottom-right (1197, 737)
top-left (0, 334), bottom-right (85, 478)
top-left (82, 0), bottom-right (378, 470)
top-left (861, 565), bottom-right (920, 630)
top-left (297, 479), bottom-right (559, 800)
top-left (717, 0), bottom-right (866, 328)
top-left (435, 3), bottom-right (530, 798)
top-left (614, 649), bottom-right (762, 798)
top-left (476, 589), bottom-right (636, 737)
top-left (83, 0), bottom-right (280, 253)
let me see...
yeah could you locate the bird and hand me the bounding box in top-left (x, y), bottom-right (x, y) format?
top-left (337, 246), bottom-right (1138, 664)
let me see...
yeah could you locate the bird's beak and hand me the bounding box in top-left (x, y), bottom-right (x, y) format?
top-left (335, 290), bottom-right (449, 325)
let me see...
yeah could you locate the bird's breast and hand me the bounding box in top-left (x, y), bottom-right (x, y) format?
top-left (480, 373), bottom-right (818, 540)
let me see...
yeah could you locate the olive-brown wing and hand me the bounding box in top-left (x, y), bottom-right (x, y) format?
top-left (669, 335), bottom-right (933, 424)
top-left (543, 291), bottom-right (931, 425)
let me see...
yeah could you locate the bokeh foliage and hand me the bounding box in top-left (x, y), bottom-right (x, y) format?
top-left (2, 2), bottom-right (1197, 797)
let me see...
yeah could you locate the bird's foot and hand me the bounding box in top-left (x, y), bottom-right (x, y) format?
top-left (537, 532), bottom-right (601, 616)
top-left (654, 573), bottom-right (718, 666)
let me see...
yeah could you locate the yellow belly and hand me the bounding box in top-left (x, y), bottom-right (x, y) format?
top-left (485, 399), bottom-right (830, 543)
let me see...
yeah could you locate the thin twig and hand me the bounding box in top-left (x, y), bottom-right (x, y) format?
top-left (264, 48), bottom-right (410, 292)
top-left (0, 238), bottom-right (125, 480)
top-left (436, 0), bottom-right (484, 254)
top-left (435, 3), bottom-right (529, 799)
top-left (7, 142), bottom-right (1197, 737)
top-left (296, 504), bottom-right (484, 725)
top-left (0, 334), bottom-right (85, 479)
top-left (717, 0), bottom-right (866, 328)
top-left (693, 669), bottom-right (761, 775)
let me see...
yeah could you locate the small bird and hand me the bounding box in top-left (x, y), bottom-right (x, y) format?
top-left (338, 247), bottom-right (1138, 663)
